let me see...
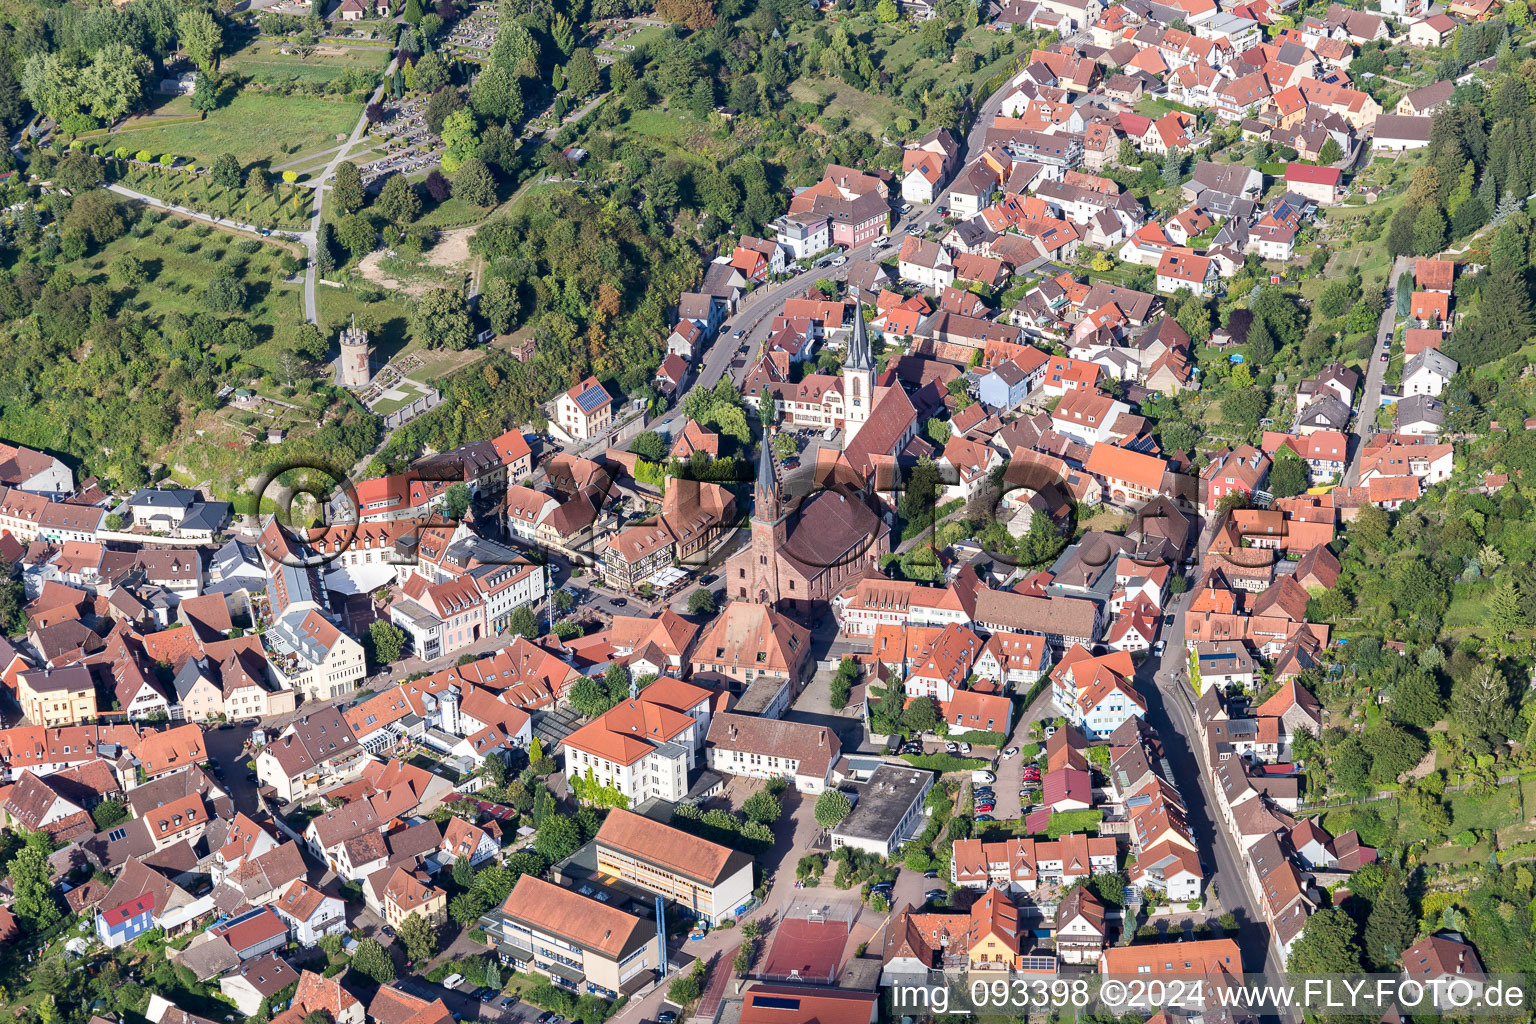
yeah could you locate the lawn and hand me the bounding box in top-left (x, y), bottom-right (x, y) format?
top-left (223, 40), bottom-right (391, 86)
top-left (1448, 786), bottom-right (1522, 832)
top-left (102, 91), bottom-right (364, 167)
top-left (623, 105), bottom-right (701, 143)
top-left (371, 379), bottom-right (431, 415)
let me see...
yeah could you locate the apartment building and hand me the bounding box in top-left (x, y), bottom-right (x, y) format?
top-left (559, 679), bottom-right (714, 804)
top-left (481, 875), bottom-right (658, 1000)
top-left (15, 665), bottom-right (97, 727)
top-left (593, 810), bottom-right (754, 926)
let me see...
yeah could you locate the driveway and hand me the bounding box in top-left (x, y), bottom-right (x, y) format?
top-left (1344, 254), bottom-right (1409, 485)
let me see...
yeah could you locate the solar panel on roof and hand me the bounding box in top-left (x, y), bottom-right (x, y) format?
top-left (574, 385), bottom-right (608, 413)
top-left (751, 997), bottom-right (802, 1009)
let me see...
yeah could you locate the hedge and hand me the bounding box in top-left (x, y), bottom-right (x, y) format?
top-left (957, 731), bottom-right (1009, 749)
top-left (902, 753), bottom-right (990, 773)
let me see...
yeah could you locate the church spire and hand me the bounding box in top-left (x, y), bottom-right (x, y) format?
top-left (755, 432), bottom-right (779, 522)
top-left (846, 293), bottom-right (874, 373)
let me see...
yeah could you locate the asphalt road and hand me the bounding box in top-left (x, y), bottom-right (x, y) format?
top-left (1343, 254), bottom-right (1409, 486)
top-left (1140, 537), bottom-right (1285, 978)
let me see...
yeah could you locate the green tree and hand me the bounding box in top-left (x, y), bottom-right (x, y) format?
top-left (1388, 672), bottom-right (1444, 728)
top-left (688, 588), bottom-right (716, 615)
top-left (210, 152), bottom-right (241, 190)
top-left (479, 276), bottom-right (519, 334)
top-left (1268, 447), bottom-right (1310, 497)
top-left (1412, 204), bottom-right (1447, 256)
top-left (411, 286), bottom-right (473, 350)
top-left (903, 696), bottom-right (939, 734)
top-left (875, 0), bottom-right (899, 20)
top-left (376, 173), bottom-right (422, 224)
top-left (1288, 908), bottom-right (1364, 973)
top-left (91, 798), bottom-right (128, 831)
top-left (509, 605), bottom-right (539, 639)
top-left (177, 9), bottom-right (224, 74)
top-left (535, 815), bottom-right (582, 861)
top-left (440, 108), bottom-right (480, 174)
top-left (332, 160), bottom-right (366, 214)
top-left (336, 212), bottom-right (377, 260)
top-left (397, 913), bottom-right (439, 963)
top-left (1318, 136), bottom-right (1343, 164)
top-left (1363, 875), bottom-right (1417, 968)
top-left (568, 676), bottom-right (612, 717)
top-left (352, 937), bottom-right (395, 982)
top-left (566, 48), bottom-right (600, 97)
top-left (814, 789), bottom-right (852, 829)
top-left (13, 843), bottom-right (62, 931)
top-left (1331, 736), bottom-right (1373, 794)
top-left (1453, 663), bottom-right (1515, 744)
top-left (742, 788), bottom-right (781, 825)
top-left (369, 619), bottom-right (407, 664)
top-left (451, 158), bottom-right (497, 207)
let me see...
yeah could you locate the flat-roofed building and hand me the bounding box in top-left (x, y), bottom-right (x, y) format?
top-left (480, 875), bottom-right (658, 1001)
top-left (831, 763), bottom-right (934, 857)
top-left (593, 809), bottom-right (754, 925)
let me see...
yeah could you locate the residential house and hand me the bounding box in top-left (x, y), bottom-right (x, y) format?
top-left (555, 377), bottom-right (614, 443)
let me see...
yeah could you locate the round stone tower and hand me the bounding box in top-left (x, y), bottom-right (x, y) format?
top-left (337, 318), bottom-right (371, 389)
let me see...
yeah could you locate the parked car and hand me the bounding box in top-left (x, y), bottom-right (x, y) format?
top-left (923, 869), bottom-right (939, 879)
top-left (831, 255), bottom-right (848, 266)
top-left (976, 814), bottom-right (995, 822)
top-left (733, 328), bottom-right (746, 338)
top-left (945, 742), bottom-right (959, 754)
top-left (1043, 726), bottom-right (1057, 739)
top-left (441, 974), bottom-right (465, 990)
top-left (1001, 746), bottom-right (1019, 758)
top-left (958, 743), bottom-right (972, 755)
top-left (656, 1011), bottom-right (679, 1024)
top-left (499, 996), bottom-right (515, 1009)
top-left (1153, 640), bottom-right (1166, 656)
top-left (612, 597), bottom-right (628, 607)
top-left (975, 802), bottom-right (995, 813)
top-left (925, 889), bottom-right (947, 902)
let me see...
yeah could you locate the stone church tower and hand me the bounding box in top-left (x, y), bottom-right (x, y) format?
top-left (842, 294), bottom-right (876, 443)
top-left (745, 434), bottom-right (787, 607)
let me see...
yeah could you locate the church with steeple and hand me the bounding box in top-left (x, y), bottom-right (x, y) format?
top-left (742, 292), bottom-right (921, 479)
top-left (724, 392), bottom-right (893, 616)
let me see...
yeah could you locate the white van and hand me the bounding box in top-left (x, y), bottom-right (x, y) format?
top-left (972, 770), bottom-right (996, 785)
top-left (441, 974), bottom-right (465, 990)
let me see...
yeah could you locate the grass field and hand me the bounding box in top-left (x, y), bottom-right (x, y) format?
top-left (104, 92), bottom-right (364, 167)
top-left (223, 40), bottom-right (390, 86)
top-left (77, 216), bottom-right (306, 362)
top-left (788, 79), bottom-right (902, 137)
